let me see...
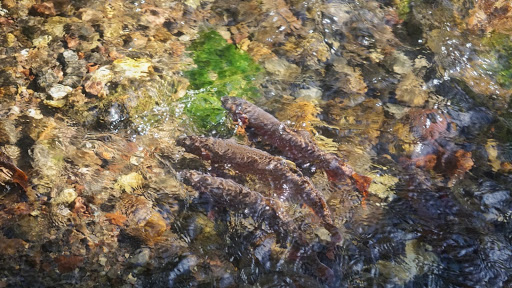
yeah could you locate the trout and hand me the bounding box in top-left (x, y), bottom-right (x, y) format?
top-left (221, 96), bottom-right (371, 193)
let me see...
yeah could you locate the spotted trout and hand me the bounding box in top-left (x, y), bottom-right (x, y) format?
top-left (221, 96), bottom-right (371, 193)
top-left (176, 136), bottom-right (339, 238)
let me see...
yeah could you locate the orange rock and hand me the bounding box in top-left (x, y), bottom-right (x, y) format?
top-left (125, 212), bottom-right (167, 245)
top-left (72, 197), bottom-right (89, 216)
top-left (86, 63), bottom-right (99, 73)
top-left (105, 212), bottom-right (128, 226)
top-left (409, 109), bottom-right (451, 141)
top-left (451, 150), bottom-right (474, 175)
top-left (141, 213), bottom-right (167, 240)
top-left (0, 151), bottom-right (29, 192)
top-left (414, 154), bottom-right (438, 170)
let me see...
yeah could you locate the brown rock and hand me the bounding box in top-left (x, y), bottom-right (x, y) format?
top-left (414, 154), bottom-right (438, 170)
top-left (0, 237), bottom-right (28, 256)
top-left (64, 34), bottom-right (79, 49)
top-left (84, 80), bottom-right (104, 95)
top-left (105, 212), bottom-right (128, 226)
top-left (29, 2), bottom-right (56, 16)
top-left (54, 255), bottom-right (84, 273)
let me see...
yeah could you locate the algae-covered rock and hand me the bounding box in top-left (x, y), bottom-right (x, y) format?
top-left (115, 172), bottom-right (144, 192)
top-left (32, 35), bottom-right (52, 47)
top-left (0, 119), bottom-right (19, 144)
top-left (395, 73), bottom-right (429, 107)
top-left (280, 33), bottom-right (331, 66)
top-left (112, 58), bottom-right (152, 79)
top-left (31, 142), bottom-right (66, 186)
top-left (44, 16), bottom-right (80, 37)
top-left (263, 58), bottom-right (300, 80)
top-left (52, 188), bottom-right (78, 205)
top-left (276, 98), bottom-right (322, 133)
top-left (368, 173), bottom-right (399, 201)
top-left (376, 239), bottom-right (438, 285)
top-left (331, 57), bottom-right (368, 97)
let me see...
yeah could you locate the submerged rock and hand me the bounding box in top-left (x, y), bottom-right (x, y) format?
top-left (115, 172), bottom-right (144, 193)
top-left (48, 84), bottom-right (73, 99)
top-left (52, 188), bottom-right (77, 205)
top-left (0, 119), bottom-right (19, 144)
top-left (112, 58), bottom-right (152, 80)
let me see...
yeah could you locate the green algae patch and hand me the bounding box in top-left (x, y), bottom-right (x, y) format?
top-left (393, 0), bottom-right (411, 20)
top-left (481, 33), bottom-right (512, 89)
top-left (182, 30), bottom-right (262, 135)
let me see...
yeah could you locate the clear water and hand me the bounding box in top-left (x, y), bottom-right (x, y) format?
top-left (0, 0), bottom-right (511, 287)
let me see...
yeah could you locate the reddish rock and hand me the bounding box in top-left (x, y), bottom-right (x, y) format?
top-left (29, 2), bottom-right (56, 16)
top-left (409, 109), bottom-right (451, 141)
top-left (54, 255), bottom-right (84, 273)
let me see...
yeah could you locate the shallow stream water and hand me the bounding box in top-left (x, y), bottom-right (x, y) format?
top-left (0, 0), bottom-right (511, 287)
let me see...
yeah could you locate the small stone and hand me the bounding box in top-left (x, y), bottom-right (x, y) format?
top-left (62, 49), bottom-right (79, 62)
top-left (48, 84), bottom-right (73, 99)
top-left (129, 151), bottom-right (144, 166)
top-left (124, 32), bottom-right (148, 49)
top-left (32, 35), bottom-right (52, 47)
top-left (0, 119), bottom-right (19, 144)
top-left (9, 106), bottom-right (20, 116)
top-left (1, 145), bottom-right (20, 162)
top-left (294, 87), bottom-right (322, 101)
top-left (384, 103), bottom-right (410, 119)
top-left (178, 34), bottom-right (191, 42)
top-left (115, 172), bottom-right (144, 192)
top-left (84, 80), bottom-right (104, 95)
top-left (6, 33), bottom-right (16, 47)
top-left (395, 73), bottom-right (429, 107)
top-left (77, 8), bottom-right (103, 22)
top-left (130, 248), bottom-right (151, 266)
top-left (98, 256), bottom-right (107, 266)
top-left (263, 58), bottom-right (301, 80)
top-left (126, 273), bottom-right (137, 285)
top-left (56, 205), bottom-right (71, 216)
top-left (45, 17), bottom-right (75, 38)
top-left (37, 68), bottom-right (63, 89)
top-left (55, 255), bottom-right (84, 273)
top-left (61, 76), bottom-right (83, 87)
top-left (482, 191), bottom-right (510, 207)
top-left (26, 108), bottom-right (44, 119)
top-left (1, 0), bottom-right (16, 10)
top-left (64, 34), bottom-right (79, 49)
top-left (53, 188), bottom-right (78, 205)
top-left (391, 51), bottom-right (413, 75)
top-left (44, 99), bottom-right (67, 108)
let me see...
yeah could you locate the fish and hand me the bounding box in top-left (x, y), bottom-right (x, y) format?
top-left (182, 170), bottom-right (336, 282)
top-left (221, 96), bottom-right (372, 194)
top-left (181, 170), bottom-right (295, 237)
top-left (176, 136), bottom-right (339, 238)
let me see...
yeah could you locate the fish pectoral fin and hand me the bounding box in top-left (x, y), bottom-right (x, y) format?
top-left (284, 159), bottom-right (299, 173)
